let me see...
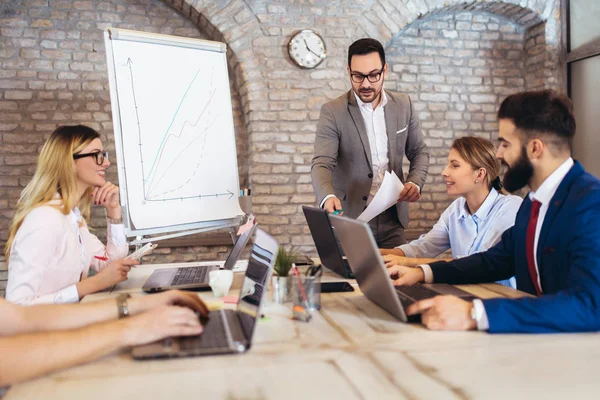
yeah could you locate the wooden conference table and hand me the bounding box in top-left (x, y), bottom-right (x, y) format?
top-left (6, 261), bottom-right (600, 399)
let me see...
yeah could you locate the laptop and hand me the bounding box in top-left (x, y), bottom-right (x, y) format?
top-left (329, 215), bottom-right (477, 322)
top-left (142, 223), bottom-right (258, 293)
top-left (302, 206), bottom-right (354, 279)
top-left (132, 228), bottom-right (277, 359)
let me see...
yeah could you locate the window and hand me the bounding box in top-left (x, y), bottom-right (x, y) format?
top-left (564, 0), bottom-right (600, 177)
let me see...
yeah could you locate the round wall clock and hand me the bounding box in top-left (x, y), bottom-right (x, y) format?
top-left (288, 29), bottom-right (327, 69)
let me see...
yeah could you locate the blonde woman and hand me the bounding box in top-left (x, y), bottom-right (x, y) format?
top-left (381, 137), bottom-right (522, 287)
top-left (6, 125), bottom-right (136, 304)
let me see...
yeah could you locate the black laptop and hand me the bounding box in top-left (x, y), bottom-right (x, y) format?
top-left (132, 228), bottom-right (277, 359)
top-left (302, 206), bottom-right (354, 279)
top-left (142, 223), bottom-right (258, 293)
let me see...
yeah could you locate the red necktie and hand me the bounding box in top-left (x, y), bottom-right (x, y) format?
top-left (526, 200), bottom-right (543, 296)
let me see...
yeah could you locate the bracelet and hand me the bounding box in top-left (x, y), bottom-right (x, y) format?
top-left (116, 293), bottom-right (131, 319)
top-left (107, 216), bottom-right (123, 224)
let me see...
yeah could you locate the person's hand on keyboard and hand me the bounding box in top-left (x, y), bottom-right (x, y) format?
top-left (405, 295), bottom-right (477, 331)
top-left (129, 290), bottom-right (209, 317)
top-left (120, 305), bottom-right (205, 346)
top-left (388, 265), bottom-right (424, 286)
top-left (383, 255), bottom-right (420, 268)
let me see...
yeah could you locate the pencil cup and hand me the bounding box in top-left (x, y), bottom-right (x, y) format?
top-left (292, 275), bottom-right (321, 312)
top-left (239, 195), bottom-right (252, 214)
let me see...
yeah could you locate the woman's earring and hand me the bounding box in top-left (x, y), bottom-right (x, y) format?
top-left (474, 180), bottom-right (479, 184)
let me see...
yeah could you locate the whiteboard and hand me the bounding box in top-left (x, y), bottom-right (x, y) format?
top-left (104, 29), bottom-right (244, 237)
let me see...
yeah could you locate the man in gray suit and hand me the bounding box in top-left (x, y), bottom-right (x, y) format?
top-left (311, 38), bottom-right (429, 248)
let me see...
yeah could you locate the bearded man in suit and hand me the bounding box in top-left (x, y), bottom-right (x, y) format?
top-left (311, 38), bottom-right (429, 248)
top-left (390, 90), bottom-right (600, 334)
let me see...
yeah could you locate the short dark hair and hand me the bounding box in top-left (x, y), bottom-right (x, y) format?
top-left (497, 90), bottom-right (576, 150)
top-left (348, 38), bottom-right (385, 67)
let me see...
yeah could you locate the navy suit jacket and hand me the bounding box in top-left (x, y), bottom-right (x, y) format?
top-left (430, 161), bottom-right (600, 333)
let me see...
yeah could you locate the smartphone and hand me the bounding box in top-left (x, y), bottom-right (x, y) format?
top-left (321, 281), bottom-right (354, 293)
top-left (126, 242), bottom-right (157, 261)
top-left (293, 254), bottom-right (314, 266)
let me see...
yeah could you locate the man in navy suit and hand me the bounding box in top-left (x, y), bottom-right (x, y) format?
top-left (388, 90), bottom-right (600, 333)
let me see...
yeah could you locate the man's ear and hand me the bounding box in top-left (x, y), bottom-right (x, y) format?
top-left (528, 138), bottom-right (545, 160)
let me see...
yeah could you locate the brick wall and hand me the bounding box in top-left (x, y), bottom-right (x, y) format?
top-left (0, 0), bottom-right (247, 267)
top-left (0, 0), bottom-right (562, 269)
top-left (387, 11), bottom-right (528, 226)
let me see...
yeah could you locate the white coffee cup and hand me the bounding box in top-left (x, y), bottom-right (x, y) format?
top-left (209, 270), bottom-right (234, 298)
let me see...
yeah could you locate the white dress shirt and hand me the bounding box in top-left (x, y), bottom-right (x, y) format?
top-left (399, 188), bottom-right (522, 287)
top-left (355, 91), bottom-right (390, 203)
top-left (320, 91), bottom-right (419, 207)
top-left (6, 195), bottom-right (128, 304)
top-left (420, 158), bottom-right (574, 330)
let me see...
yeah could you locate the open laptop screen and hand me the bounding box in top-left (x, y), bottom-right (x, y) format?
top-left (223, 223), bottom-right (257, 270)
top-left (236, 229), bottom-right (277, 342)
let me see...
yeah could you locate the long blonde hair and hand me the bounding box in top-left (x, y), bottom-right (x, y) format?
top-left (5, 125), bottom-right (101, 259)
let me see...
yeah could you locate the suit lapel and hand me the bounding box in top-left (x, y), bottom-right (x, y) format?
top-left (536, 162), bottom-right (585, 270)
top-left (384, 90), bottom-right (397, 172)
top-left (347, 91), bottom-right (373, 170)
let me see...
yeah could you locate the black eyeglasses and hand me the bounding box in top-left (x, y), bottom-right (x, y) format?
top-left (73, 150), bottom-right (108, 165)
top-left (350, 67), bottom-right (385, 84)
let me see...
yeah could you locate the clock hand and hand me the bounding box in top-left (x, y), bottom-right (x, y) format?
top-left (303, 39), bottom-right (321, 58)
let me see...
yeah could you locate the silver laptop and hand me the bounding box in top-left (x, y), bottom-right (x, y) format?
top-left (329, 215), bottom-right (477, 322)
top-left (142, 223), bottom-right (258, 293)
top-left (132, 228), bottom-right (277, 359)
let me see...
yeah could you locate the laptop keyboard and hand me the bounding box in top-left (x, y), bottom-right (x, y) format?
top-left (395, 285), bottom-right (440, 303)
top-left (177, 311), bottom-right (230, 350)
top-left (171, 265), bottom-right (218, 286)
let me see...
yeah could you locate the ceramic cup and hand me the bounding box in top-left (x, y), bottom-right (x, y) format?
top-left (208, 269), bottom-right (234, 298)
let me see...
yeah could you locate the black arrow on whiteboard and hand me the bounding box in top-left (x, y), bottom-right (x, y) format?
top-left (146, 190), bottom-right (235, 202)
top-left (126, 57), bottom-right (147, 197)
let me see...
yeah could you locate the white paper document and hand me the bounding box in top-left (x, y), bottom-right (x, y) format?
top-left (357, 171), bottom-right (404, 222)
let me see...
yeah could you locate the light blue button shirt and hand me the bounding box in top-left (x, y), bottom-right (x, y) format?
top-left (398, 188), bottom-right (523, 288)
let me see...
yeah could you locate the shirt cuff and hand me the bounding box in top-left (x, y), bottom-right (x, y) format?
top-left (107, 218), bottom-right (127, 245)
top-left (319, 194), bottom-right (337, 208)
top-left (417, 264), bottom-right (433, 283)
top-left (56, 284), bottom-right (80, 303)
top-left (397, 243), bottom-right (414, 258)
top-left (472, 299), bottom-right (490, 331)
top-left (407, 181), bottom-right (421, 193)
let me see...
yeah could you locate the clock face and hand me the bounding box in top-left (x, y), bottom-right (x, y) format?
top-left (288, 30), bottom-right (326, 69)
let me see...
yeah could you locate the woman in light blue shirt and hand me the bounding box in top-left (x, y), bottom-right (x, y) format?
top-left (381, 137), bottom-right (522, 287)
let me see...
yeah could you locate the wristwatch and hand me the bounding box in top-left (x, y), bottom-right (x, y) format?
top-left (116, 293), bottom-right (132, 318)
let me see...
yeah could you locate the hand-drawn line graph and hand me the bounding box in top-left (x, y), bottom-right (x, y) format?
top-left (124, 58), bottom-right (234, 203)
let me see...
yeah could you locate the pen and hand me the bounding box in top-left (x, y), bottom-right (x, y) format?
top-left (94, 255), bottom-right (108, 261)
top-left (332, 209), bottom-right (343, 215)
top-left (310, 265), bottom-right (322, 277)
top-left (292, 264), bottom-right (308, 304)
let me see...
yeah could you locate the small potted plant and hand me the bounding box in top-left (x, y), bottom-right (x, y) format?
top-left (272, 245), bottom-right (297, 303)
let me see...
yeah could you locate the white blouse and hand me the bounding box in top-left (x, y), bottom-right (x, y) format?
top-left (6, 197), bottom-right (128, 304)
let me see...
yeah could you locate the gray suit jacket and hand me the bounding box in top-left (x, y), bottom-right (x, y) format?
top-left (311, 90), bottom-right (429, 228)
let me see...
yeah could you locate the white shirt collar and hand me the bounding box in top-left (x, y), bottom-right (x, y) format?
top-left (529, 157), bottom-right (574, 205)
top-left (459, 188), bottom-right (499, 220)
top-left (354, 89), bottom-right (388, 111)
